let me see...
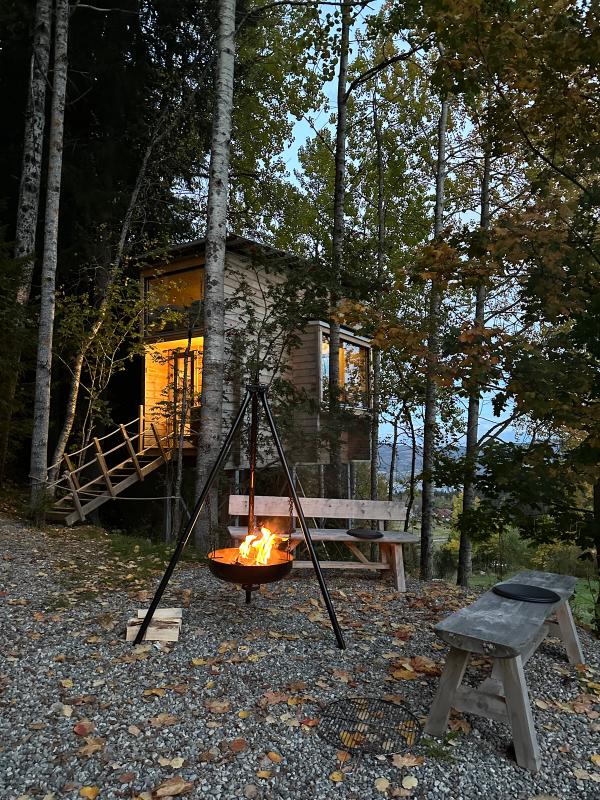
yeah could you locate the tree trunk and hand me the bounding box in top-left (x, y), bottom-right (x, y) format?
top-left (172, 330), bottom-right (193, 539)
top-left (457, 147), bottom-right (490, 588)
top-left (388, 414), bottom-right (399, 502)
top-left (0, 0), bottom-right (51, 482)
top-left (327, 3), bottom-right (350, 499)
top-left (593, 479), bottom-right (600, 636)
top-left (370, 91), bottom-right (385, 502)
top-left (194, 0), bottom-right (236, 550)
top-left (420, 95), bottom-right (448, 580)
top-left (29, 0), bottom-right (69, 511)
top-left (404, 402), bottom-right (417, 532)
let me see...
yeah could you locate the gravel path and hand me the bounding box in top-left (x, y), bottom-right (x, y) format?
top-left (1, 514), bottom-right (599, 800)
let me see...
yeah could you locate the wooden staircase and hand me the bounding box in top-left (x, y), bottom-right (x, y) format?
top-left (47, 415), bottom-right (172, 526)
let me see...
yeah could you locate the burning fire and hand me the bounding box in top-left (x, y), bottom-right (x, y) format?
top-left (238, 526), bottom-right (278, 566)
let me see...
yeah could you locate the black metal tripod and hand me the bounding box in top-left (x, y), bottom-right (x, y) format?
top-left (135, 384), bottom-right (346, 649)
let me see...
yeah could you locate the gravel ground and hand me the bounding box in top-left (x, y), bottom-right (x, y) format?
top-left (1, 514), bottom-right (599, 800)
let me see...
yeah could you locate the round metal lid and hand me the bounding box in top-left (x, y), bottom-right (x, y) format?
top-left (492, 582), bottom-right (561, 603)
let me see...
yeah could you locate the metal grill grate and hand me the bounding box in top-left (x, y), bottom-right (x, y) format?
top-left (317, 697), bottom-right (422, 755)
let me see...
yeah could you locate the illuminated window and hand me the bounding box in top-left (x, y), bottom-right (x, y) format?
top-left (144, 267), bottom-right (204, 331)
top-left (322, 334), bottom-right (369, 407)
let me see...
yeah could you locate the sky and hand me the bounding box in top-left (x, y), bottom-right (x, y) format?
top-left (277, 3), bottom-right (520, 449)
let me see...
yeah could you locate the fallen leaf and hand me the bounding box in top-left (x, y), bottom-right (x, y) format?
top-left (230, 738), bottom-right (247, 753)
top-left (128, 724), bottom-right (141, 736)
top-left (61, 678), bottom-right (74, 688)
top-left (78, 737), bottom-right (105, 757)
top-left (204, 698), bottom-right (231, 714)
top-left (392, 669), bottom-right (417, 681)
top-left (402, 776), bottom-right (419, 790)
top-left (534, 699), bottom-right (550, 710)
top-left (238, 710), bottom-right (251, 719)
top-left (143, 687), bottom-right (166, 697)
top-left (73, 720), bottom-right (96, 736)
top-left (336, 750), bottom-right (351, 762)
top-left (329, 771), bottom-right (344, 782)
top-left (591, 754), bottom-right (600, 766)
top-left (448, 718), bottom-right (471, 734)
top-left (62, 705), bottom-right (73, 718)
top-left (118, 772), bottom-right (135, 783)
top-left (267, 751), bottom-right (283, 763)
top-left (191, 658), bottom-right (208, 666)
top-left (154, 776), bottom-right (194, 797)
top-left (79, 788), bottom-right (99, 800)
top-left (573, 768), bottom-right (591, 780)
top-left (375, 777), bottom-right (390, 792)
top-left (256, 770), bottom-right (272, 779)
top-left (392, 753), bottom-right (424, 768)
top-left (150, 713), bottom-right (178, 728)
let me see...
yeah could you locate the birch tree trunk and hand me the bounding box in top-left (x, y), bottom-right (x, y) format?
top-left (420, 95), bottom-right (448, 580)
top-left (370, 91), bottom-right (385, 502)
top-left (327, 2), bottom-right (350, 499)
top-left (0, 0), bottom-right (51, 483)
top-left (457, 147), bottom-right (490, 588)
top-left (29, 0), bottom-right (69, 511)
top-left (194, 0), bottom-right (236, 550)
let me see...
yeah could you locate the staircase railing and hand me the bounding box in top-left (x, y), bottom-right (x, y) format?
top-left (48, 407), bottom-right (173, 522)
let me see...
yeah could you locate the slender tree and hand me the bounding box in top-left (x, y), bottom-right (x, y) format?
top-left (0, 0), bottom-right (51, 482)
top-left (457, 145), bottom-right (490, 588)
top-left (327, 1), bottom-right (351, 498)
top-left (194, 0), bottom-right (237, 549)
top-left (420, 93), bottom-right (448, 580)
top-left (29, 0), bottom-right (69, 510)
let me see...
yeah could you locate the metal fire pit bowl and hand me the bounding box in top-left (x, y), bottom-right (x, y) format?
top-left (317, 697), bottom-right (422, 755)
top-left (208, 547), bottom-right (293, 592)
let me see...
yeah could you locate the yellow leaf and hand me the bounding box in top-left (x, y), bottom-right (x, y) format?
top-left (267, 751), bottom-right (283, 762)
top-left (329, 771), bottom-right (344, 782)
top-left (402, 776), bottom-right (419, 789)
top-left (191, 658), bottom-right (208, 666)
top-left (143, 687), bottom-right (166, 697)
top-left (79, 788), bottom-right (99, 800)
top-left (591, 754), bottom-right (600, 766)
top-left (61, 678), bottom-right (74, 688)
top-left (256, 770), bottom-right (272, 779)
top-left (374, 777), bottom-right (390, 792)
top-left (238, 710), bottom-right (250, 718)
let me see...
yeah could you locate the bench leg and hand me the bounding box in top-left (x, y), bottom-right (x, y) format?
top-left (382, 543), bottom-right (406, 592)
top-left (499, 655), bottom-right (541, 773)
top-left (425, 646), bottom-right (470, 737)
top-left (555, 601), bottom-right (585, 664)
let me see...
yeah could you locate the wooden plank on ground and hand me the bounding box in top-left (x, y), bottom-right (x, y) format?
top-left (126, 618), bottom-right (180, 642)
top-left (137, 607), bottom-right (182, 620)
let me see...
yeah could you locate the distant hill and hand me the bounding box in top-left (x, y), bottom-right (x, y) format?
top-left (377, 443), bottom-right (466, 479)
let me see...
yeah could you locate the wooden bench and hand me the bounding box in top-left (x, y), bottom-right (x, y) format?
top-left (425, 570), bottom-right (585, 772)
top-left (227, 495), bottom-right (418, 592)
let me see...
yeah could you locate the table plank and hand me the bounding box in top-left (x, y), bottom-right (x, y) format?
top-left (228, 526), bottom-right (419, 544)
top-left (434, 570), bottom-right (577, 658)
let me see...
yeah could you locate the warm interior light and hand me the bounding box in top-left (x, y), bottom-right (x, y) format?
top-left (238, 526), bottom-right (278, 566)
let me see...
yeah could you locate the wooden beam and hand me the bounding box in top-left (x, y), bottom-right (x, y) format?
top-left (120, 424), bottom-right (143, 481)
top-left (93, 437), bottom-right (115, 497)
top-left (65, 470), bottom-right (86, 522)
top-left (151, 422), bottom-right (169, 463)
top-left (424, 647), bottom-right (470, 737)
top-left (228, 494), bottom-right (407, 521)
top-left (555, 601), bottom-right (585, 664)
top-left (63, 453), bottom-right (80, 490)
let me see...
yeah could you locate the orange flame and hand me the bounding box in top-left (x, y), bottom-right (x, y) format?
top-left (238, 526), bottom-right (278, 565)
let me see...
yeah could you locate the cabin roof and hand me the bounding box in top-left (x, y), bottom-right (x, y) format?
top-left (139, 233), bottom-right (306, 271)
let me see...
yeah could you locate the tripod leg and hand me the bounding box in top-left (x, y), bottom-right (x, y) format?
top-left (259, 389), bottom-right (346, 650)
top-left (134, 389), bottom-right (252, 644)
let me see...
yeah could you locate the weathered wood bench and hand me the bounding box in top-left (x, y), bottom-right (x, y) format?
top-left (228, 495), bottom-right (418, 591)
top-left (425, 570), bottom-right (585, 772)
